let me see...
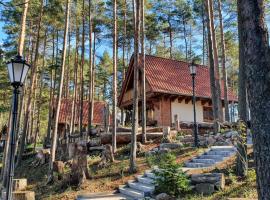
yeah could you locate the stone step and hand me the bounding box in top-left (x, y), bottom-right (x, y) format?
top-left (144, 170), bottom-right (156, 179)
top-left (192, 158), bottom-right (217, 164)
top-left (136, 175), bottom-right (154, 185)
top-left (211, 146), bottom-right (236, 151)
top-left (119, 186), bottom-right (145, 199)
top-left (128, 181), bottom-right (155, 193)
top-left (198, 155), bottom-right (224, 161)
top-left (185, 162), bottom-right (213, 168)
top-left (207, 150), bottom-right (234, 156)
top-left (77, 192), bottom-right (131, 200)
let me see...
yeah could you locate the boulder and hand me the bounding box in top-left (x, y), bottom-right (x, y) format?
top-left (205, 137), bottom-right (216, 146)
top-left (195, 183), bottom-right (215, 195)
top-left (159, 148), bottom-right (171, 154)
top-left (191, 173), bottom-right (225, 190)
top-left (156, 193), bottom-right (175, 200)
top-left (13, 179), bottom-right (27, 191)
top-left (159, 143), bottom-right (183, 150)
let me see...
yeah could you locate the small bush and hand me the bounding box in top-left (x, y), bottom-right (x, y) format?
top-left (146, 152), bottom-right (176, 168)
top-left (153, 154), bottom-right (191, 197)
top-left (247, 169), bottom-right (256, 182)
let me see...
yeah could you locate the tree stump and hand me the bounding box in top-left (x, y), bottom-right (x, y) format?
top-left (98, 144), bottom-right (114, 168)
top-left (53, 161), bottom-right (65, 180)
top-left (69, 143), bottom-right (90, 187)
top-left (2, 191), bottom-right (35, 200)
top-left (13, 179), bottom-right (27, 191)
top-left (31, 149), bottom-right (50, 167)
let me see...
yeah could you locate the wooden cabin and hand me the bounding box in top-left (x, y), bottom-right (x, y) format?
top-left (118, 55), bottom-right (237, 127)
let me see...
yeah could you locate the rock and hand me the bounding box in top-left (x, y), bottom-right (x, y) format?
top-left (205, 137), bottom-right (216, 146)
top-left (159, 143), bottom-right (183, 150)
top-left (153, 148), bottom-right (159, 152)
top-left (13, 179), bottom-right (27, 191)
top-left (225, 131), bottom-right (238, 138)
top-left (191, 173), bottom-right (225, 190)
top-left (195, 183), bottom-right (215, 195)
top-left (156, 193), bottom-right (175, 200)
top-left (159, 148), bottom-right (171, 154)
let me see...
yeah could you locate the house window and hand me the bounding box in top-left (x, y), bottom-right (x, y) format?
top-left (203, 107), bottom-right (214, 122)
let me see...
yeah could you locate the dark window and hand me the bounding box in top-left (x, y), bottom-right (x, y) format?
top-left (203, 107), bottom-right (214, 122)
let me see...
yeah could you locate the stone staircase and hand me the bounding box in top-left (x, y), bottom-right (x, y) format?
top-left (118, 170), bottom-right (156, 200)
top-left (184, 146), bottom-right (236, 168)
top-left (77, 146), bottom-right (237, 200)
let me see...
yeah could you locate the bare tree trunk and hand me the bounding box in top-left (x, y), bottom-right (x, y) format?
top-left (16, 1), bottom-right (44, 166)
top-left (168, 24), bottom-right (173, 59)
top-left (34, 32), bottom-right (47, 151)
top-left (71, 8), bottom-right (80, 135)
top-left (18, 0), bottom-right (29, 56)
top-left (112, 0), bottom-right (118, 153)
top-left (88, 0), bottom-right (93, 132)
top-left (90, 32), bottom-right (96, 127)
top-left (44, 30), bottom-right (55, 147)
top-left (130, 0), bottom-right (140, 173)
top-left (121, 0), bottom-right (127, 126)
top-left (209, 0), bottom-right (223, 122)
top-left (140, 0), bottom-right (146, 144)
top-left (217, 0), bottom-right (229, 122)
top-left (183, 17), bottom-right (188, 62)
top-left (237, 1), bottom-right (270, 198)
top-left (237, 1), bottom-right (249, 123)
top-left (205, 0), bottom-right (219, 132)
top-left (202, 1), bottom-right (205, 65)
top-left (48, 0), bottom-right (70, 183)
top-left (80, 0), bottom-right (85, 136)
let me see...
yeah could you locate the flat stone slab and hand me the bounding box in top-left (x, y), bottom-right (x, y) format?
top-left (77, 192), bottom-right (129, 200)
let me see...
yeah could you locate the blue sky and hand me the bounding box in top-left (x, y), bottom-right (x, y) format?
top-left (0, 21), bottom-right (4, 44)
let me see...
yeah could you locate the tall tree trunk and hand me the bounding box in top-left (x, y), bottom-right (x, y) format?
top-left (18, 0), bottom-right (29, 56)
top-left (237, 1), bottom-right (270, 199)
top-left (168, 23), bottom-right (173, 59)
top-left (44, 30), bottom-right (55, 147)
top-left (237, 1), bottom-right (249, 122)
top-left (112, 0), bottom-right (118, 153)
top-left (217, 0), bottom-right (229, 122)
top-left (130, 0), bottom-right (140, 173)
top-left (34, 32), bottom-right (47, 151)
top-left (209, 0), bottom-right (223, 122)
top-left (88, 0), bottom-right (93, 132)
top-left (48, 0), bottom-right (70, 183)
top-left (140, 0), bottom-right (146, 144)
top-left (183, 17), bottom-right (188, 62)
top-left (90, 32), bottom-right (96, 127)
top-left (121, 0), bottom-right (127, 126)
top-left (16, 1), bottom-right (44, 166)
top-left (71, 7), bottom-right (80, 135)
top-left (202, 1), bottom-right (205, 65)
top-left (80, 0), bottom-right (85, 136)
top-left (205, 0), bottom-right (219, 132)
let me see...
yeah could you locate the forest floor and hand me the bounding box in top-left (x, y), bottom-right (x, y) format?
top-left (14, 141), bottom-right (257, 200)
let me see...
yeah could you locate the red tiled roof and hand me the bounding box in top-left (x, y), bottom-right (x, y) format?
top-left (57, 99), bottom-right (108, 125)
top-left (119, 55), bottom-right (237, 105)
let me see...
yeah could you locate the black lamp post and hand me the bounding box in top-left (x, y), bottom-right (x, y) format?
top-left (189, 60), bottom-right (199, 147)
top-left (6, 55), bottom-right (30, 200)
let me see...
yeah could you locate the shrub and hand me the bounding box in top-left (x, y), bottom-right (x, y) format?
top-left (153, 155), bottom-right (191, 197)
top-left (146, 152), bottom-right (176, 168)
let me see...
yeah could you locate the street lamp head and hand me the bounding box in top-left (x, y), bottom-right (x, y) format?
top-left (7, 55), bottom-right (31, 87)
top-left (189, 60), bottom-right (197, 76)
